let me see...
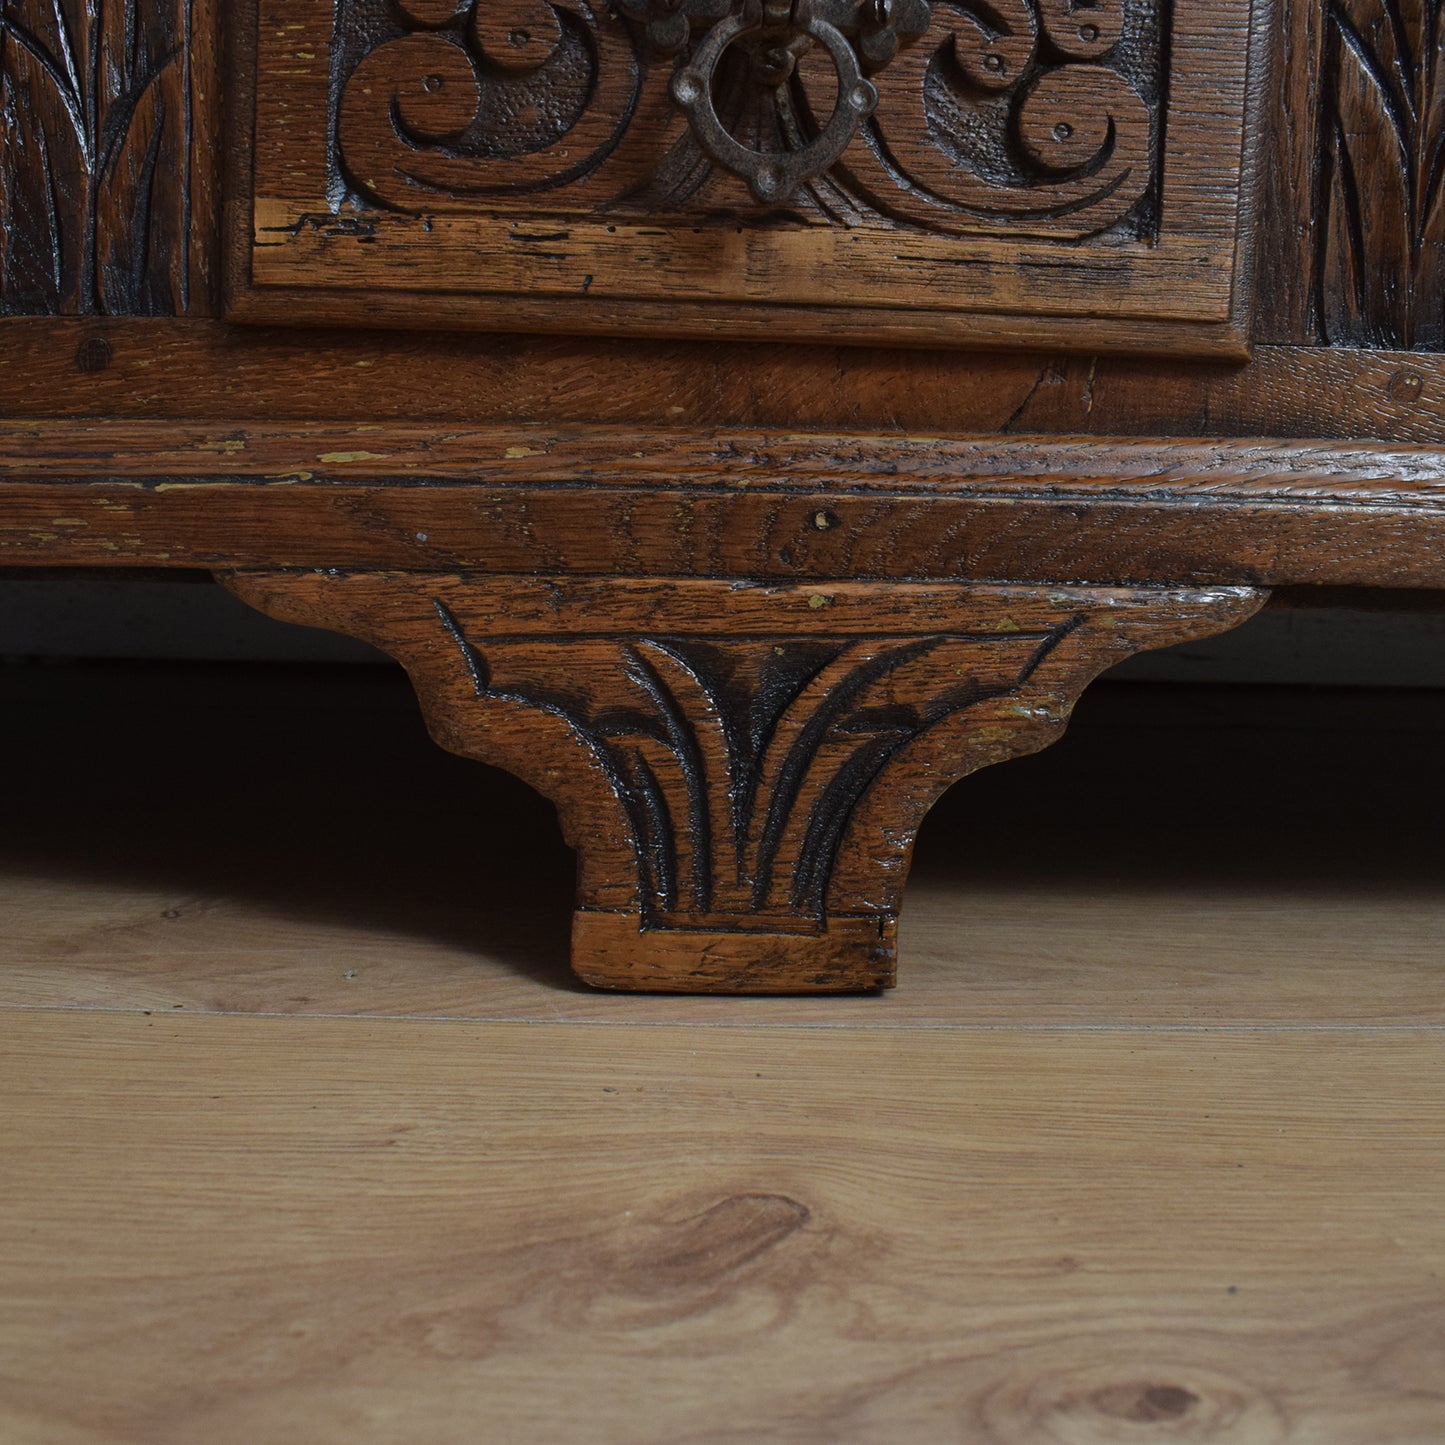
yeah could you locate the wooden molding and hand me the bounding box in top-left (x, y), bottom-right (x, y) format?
top-left (7, 422), bottom-right (1445, 495)
top-left (222, 572), bottom-right (1264, 992)
top-left (2, 326), bottom-right (1443, 441)
top-left (5, 422), bottom-right (1445, 587)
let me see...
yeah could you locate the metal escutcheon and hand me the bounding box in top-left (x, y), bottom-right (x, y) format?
top-left (670, 5), bottom-right (879, 203)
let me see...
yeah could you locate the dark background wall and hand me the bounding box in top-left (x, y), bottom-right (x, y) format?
top-left (3, 577), bottom-right (1444, 688)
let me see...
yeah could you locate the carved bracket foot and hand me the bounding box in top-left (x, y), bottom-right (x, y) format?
top-left (222, 574), bottom-right (1264, 993)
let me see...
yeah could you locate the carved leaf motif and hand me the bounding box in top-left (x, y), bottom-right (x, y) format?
top-left (1321, 0), bottom-right (1445, 347)
top-left (436, 614), bottom-right (1075, 927)
top-left (0, 0), bottom-right (193, 315)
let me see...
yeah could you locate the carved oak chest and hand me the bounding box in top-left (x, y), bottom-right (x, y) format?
top-left (1, 0), bottom-right (1441, 991)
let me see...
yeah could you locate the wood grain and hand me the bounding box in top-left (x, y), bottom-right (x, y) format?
top-left (1252, 0), bottom-right (1445, 347)
top-left (1251, 0), bottom-right (1329, 342)
top-left (8, 666), bottom-right (1443, 1439)
top-left (12, 420), bottom-right (1445, 492)
top-left (1318, 0), bottom-right (1445, 348)
top-left (4, 422), bottom-right (1445, 587)
top-left (4, 661), bottom-right (1445, 1027)
top-left (220, 573), bottom-right (1262, 991)
top-left (4, 1009), bottom-right (1445, 1444)
top-left (3, 324), bottom-right (1443, 441)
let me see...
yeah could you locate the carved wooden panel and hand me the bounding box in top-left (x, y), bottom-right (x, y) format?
top-left (229, 0), bottom-right (1261, 354)
top-left (0, 0), bottom-right (214, 315)
top-left (1319, 0), bottom-right (1444, 348)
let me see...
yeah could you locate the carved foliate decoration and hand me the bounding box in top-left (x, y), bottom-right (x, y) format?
top-left (0, 0), bottom-right (200, 315)
top-left (433, 609), bottom-right (1080, 923)
top-left (333, 0), bottom-right (1163, 238)
top-left (1320, 0), bottom-right (1444, 348)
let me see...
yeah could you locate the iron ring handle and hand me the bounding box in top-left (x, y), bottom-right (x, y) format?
top-left (670, 11), bottom-right (878, 203)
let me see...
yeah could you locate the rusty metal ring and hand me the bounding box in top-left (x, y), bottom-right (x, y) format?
top-left (670, 11), bottom-right (877, 202)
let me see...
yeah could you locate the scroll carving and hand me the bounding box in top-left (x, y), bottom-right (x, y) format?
top-left (333, 0), bottom-right (1164, 238)
top-left (0, 0), bottom-right (198, 315)
top-left (1320, 0), bottom-right (1444, 347)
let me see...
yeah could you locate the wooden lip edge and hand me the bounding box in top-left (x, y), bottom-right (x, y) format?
top-left (244, 207), bottom-right (1239, 329)
top-left (222, 285), bottom-right (1253, 361)
top-left (2, 425), bottom-right (1444, 500)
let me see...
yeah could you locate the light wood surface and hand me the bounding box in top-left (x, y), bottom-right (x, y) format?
top-left (3, 662), bottom-right (1445, 1441)
top-left (8, 1014), bottom-right (1445, 1445)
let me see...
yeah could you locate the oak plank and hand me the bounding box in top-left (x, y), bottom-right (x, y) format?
top-left (0, 324), bottom-right (1440, 445)
top-left (8, 422), bottom-right (1445, 495)
top-left (5, 665), bottom-right (1443, 1439)
top-left (12, 482), bottom-right (1445, 587)
top-left (7, 423), bottom-right (1445, 586)
top-left (10, 863), bottom-right (1445, 1028)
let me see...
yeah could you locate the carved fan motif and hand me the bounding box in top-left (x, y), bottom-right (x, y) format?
top-left (434, 606), bottom-right (1077, 925)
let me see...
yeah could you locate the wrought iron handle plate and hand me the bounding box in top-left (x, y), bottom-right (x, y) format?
top-left (671, 10), bottom-right (877, 203)
top-left (647, 0), bottom-right (928, 202)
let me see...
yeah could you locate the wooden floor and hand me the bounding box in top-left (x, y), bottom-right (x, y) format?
top-left (3, 660), bottom-right (1445, 1444)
